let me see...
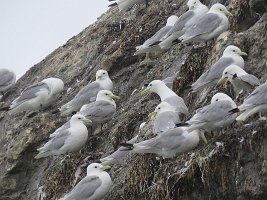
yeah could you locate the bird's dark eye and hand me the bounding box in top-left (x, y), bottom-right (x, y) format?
top-left (225, 72), bottom-right (228, 74)
top-left (216, 99), bottom-right (218, 101)
top-left (158, 107), bottom-right (161, 109)
top-left (149, 84), bottom-right (152, 87)
top-left (95, 166), bottom-right (97, 168)
top-left (105, 93), bottom-right (108, 95)
top-left (233, 50), bottom-right (236, 52)
top-left (102, 72), bottom-right (105, 75)
top-left (78, 118), bottom-right (81, 119)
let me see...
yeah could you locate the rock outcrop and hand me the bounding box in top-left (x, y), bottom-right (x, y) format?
top-left (0, 0), bottom-right (266, 199)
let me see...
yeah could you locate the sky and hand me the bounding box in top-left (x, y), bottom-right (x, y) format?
top-left (0, 0), bottom-right (110, 78)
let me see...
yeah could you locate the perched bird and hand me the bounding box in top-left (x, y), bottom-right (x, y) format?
top-left (108, 0), bottom-right (148, 13)
top-left (235, 81), bottom-right (267, 121)
top-left (192, 45), bottom-right (247, 91)
top-left (1, 77), bottom-right (64, 115)
top-left (159, 0), bottom-right (208, 50)
top-left (179, 3), bottom-right (232, 43)
top-left (141, 80), bottom-right (188, 115)
top-left (0, 68), bottom-right (16, 95)
top-left (121, 127), bottom-right (202, 158)
top-left (217, 64), bottom-right (260, 96)
top-left (148, 102), bottom-right (180, 135)
top-left (79, 90), bottom-right (119, 125)
top-left (35, 114), bottom-right (91, 159)
top-left (59, 163), bottom-right (112, 200)
top-left (59, 70), bottom-right (113, 116)
top-left (134, 15), bottom-right (179, 55)
top-left (186, 93), bottom-right (237, 132)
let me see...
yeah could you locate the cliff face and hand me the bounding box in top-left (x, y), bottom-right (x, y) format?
top-left (0, 0), bottom-right (266, 199)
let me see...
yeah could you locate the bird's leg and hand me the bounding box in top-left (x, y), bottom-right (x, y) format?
top-left (60, 154), bottom-right (71, 165)
top-left (259, 113), bottom-right (266, 121)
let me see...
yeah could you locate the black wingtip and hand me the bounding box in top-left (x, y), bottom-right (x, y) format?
top-left (229, 108), bottom-right (239, 113)
top-left (108, 0), bottom-right (116, 1)
top-left (51, 109), bottom-right (60, 114)
top-left (0, 106), bottom-right (10, 112)
top-left (108, 2), bottom-right (117, 7)
top-left (172, 39), bottom-right (181, 45)
top-left (175, 122), bottom-right (189, 127)
top-left (120, 143), bottom-right (134, 150)
top-left (149, 41), bottom-right (160, 47)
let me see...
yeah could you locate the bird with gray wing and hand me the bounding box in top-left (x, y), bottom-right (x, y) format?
top-left (59, 69), bottom-right (113, 116)
top-left (79, 90), bottom-right (119, 125)
top-left (35, 114), bottom-right (91, 159)
top-left (134, 15), bottom-right (179, 55)
top-left (191, 45), bottom-right (247, 91)
top-left (121, 127), bottom-right (203, 158)
top-left (186, 93), bottom-right (237, 132)
top-left (59, 163), bottom-right (112, 200)
top-left (148, 102), bottom-right (180, 135)
top-left (108, 0), bottom-right (148, 13)
top-left (159, 0), bottom-right (208, 50)
top-left (141, 80), bottom-right (188, 115)
top-left (0, 68), bottom-right (16, 96)
top-left (1, 77), bottom-right (64, 115)
top-left (217, 64), bottom-right (260, 97)
top-left (235, 80), bottom-right (267, 121)
top-left (179, 3), bottom-right (232, 43)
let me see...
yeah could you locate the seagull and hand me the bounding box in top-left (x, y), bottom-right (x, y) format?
top-left (0, 68), bottom-right (16, 95)
top-left (179, 3), bottom-right (233, 43)
top-left (186, 93), bottom-right (237, 132)
top-left (148, 102), bottom-right (180, 135)
top-left (191, 45), bottom-right (247, 91)
top-left (159, 0), bottom-right (208, 50)
top-left (0, 77), bottom-right (64, 115)
top-left (59, 70), bottom-right (113, 116)
top-left (121, 127), bottom-right (202, 158)
top-left (59, 163), bottom-right (112, 200)
top-left (134, 15), bottom-right (179, 55)
top-left (235, 81), bottom-right (267, 121)
top-left (217, 64), bottom-right (260, 97)
top-left (108, 0), bottom-right (148, 13)
top-left (79, 90), bottom-right (119, 125)
top-left (141, 80), bottom-right (188, 115)
top-left (35, 114), bottom-right (91, 159)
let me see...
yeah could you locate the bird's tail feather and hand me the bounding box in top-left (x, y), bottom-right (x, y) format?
top-left (120, 143), bottom-right (134, 150)
top-left (108, 2), bottom-right (117, 7)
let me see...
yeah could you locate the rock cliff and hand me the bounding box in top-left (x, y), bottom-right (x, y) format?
top-left (0, 0), bottom-right (266, 199)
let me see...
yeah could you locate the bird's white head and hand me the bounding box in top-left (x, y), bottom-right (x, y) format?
top-left (154, 102), bottom-right (174, 113)
top-left (70, 113), bottom-right (92, 125)
top-left (209, 3), bottom-right (232, 17)
top-left (96, 69), bottom-right (110, 80)
top-left (211, 93), bottom-right (235, 105)
top-left (86, 163), bottom-right (111, 175)
top-left (42, 78), bottom-right (64, 95)
top-left (142, 80), bottom-right (165, 94)
top-left (223, 45), bottom-right (247, 57)
top-left (96, 90), bottom-right (120, 102)
top-left (166, 15), bottom-right (179, 26)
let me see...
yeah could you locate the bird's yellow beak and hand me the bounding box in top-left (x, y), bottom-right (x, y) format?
top-left (224, 10), bottom-right (233, 17)
top-left (239, 51), bottom-right (248, 56)
top-left (141, 88), bottom-right (151, 96)
top-left (100, 165), bottom-right (111, 171)
top-left (111, 95), bottom-right (120, 101)
top-left (199, 132), bottom-right (208, 145)
top-left (148, 112), bottom-right (157, 119)
top-left (96, 75), bottom-right (102, 80)
top-left (82, 117), bottom-right (92, 124)
top-left (217, 76), bottom-right (228, 86)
